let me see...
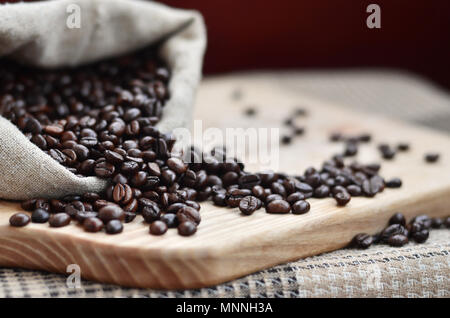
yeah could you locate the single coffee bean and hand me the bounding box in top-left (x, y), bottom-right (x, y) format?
top-left (412, 229), bottom-right (429, 243)
top-left (49, 213), bottom-right (71, 228)
top-left (160, 213), bottom-right (178, 228)
top-left (9, 213), bottom-right (31, 227)
top-left (266, 199), bottom-right (291, 214)
top-left (150, 220), bottom-right (168, 235)
top-left (380, 224), bottom-right (407, 242)
top-left (105, 220), bottom-right (123, 234)
top-left (346, 185), bottom-right (362, 196)
top-left (95, 161), bottom-right (115, 178)
top-left (83, 217), bottom-right (104, 232)
top-left (281, 135), bottom-right (292, 145)
top-left (291, 200), bottom-right (310, 215)
top-left (238, 174), bottom-right (261, 189)
top-left (21, 199), bottom-right (37, 211)
top-left (239, 196), bottom-right (261, 215)
top-left (424, 152), bottom-right (439, 163)
top-left (167, 157), bottom-right (188, 174)
top-left (410, 215), bottom-right (432, 229)
top-left (178, 221), bottom-right (197, 236)
top-left (31, 208), bottom-right (50, 223)
top-left (75, 211), bottom-right (99, 223)
top-left (352, 233), bottom-right (374, 249)
top-left (286, 192), bottom-right (305, 204)
top-left (244, 108), bottom-right (256, 116)
top-left (335, 191), bottom-right (351, 206)
top-left (98, 205), bottom-right (124, 223)
top-left (397, 143), bottom-right (410, 151)
top-left (389, 213), bottom-right (406, 226)
top-left (385, 178), bottom-right (402, 188)
top-left (431, 218), bottom-right (443, 229)
top-left (387, 234), bottom-right (408, 247)
top-left (177, 206), bottom-right (201, 225)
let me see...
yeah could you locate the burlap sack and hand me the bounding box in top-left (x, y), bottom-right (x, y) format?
top-left (0, 0), bottom-right (206, 200)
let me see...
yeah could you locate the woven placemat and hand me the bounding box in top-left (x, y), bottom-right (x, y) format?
top-left (1, 70), bottom-right (449, 298)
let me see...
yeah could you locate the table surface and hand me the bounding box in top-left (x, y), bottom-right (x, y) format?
top-left (1, 69), bottom-right (449, 298)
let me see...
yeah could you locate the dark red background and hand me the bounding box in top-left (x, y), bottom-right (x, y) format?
top-left (3, 0), bottom-right (450, 89)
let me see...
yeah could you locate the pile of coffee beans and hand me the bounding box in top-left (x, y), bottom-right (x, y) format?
top-left (351, 213), bottom-right (450, 249)
top-left (1, 47), bottom-right (407, 238)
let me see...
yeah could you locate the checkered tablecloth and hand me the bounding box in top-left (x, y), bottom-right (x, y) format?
top-left (1, 70), bottom-right (449, 298)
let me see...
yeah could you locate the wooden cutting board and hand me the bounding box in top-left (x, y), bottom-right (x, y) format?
top-left (1, 75), bottom-right (449, 289)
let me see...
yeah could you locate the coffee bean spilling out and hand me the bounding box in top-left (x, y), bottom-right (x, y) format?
top-left (351, 213), bottom-right (449, 249)
top-left (280, 108), bottom-right (307, 145)
top-left (3, 48), bottom-right (404, 238)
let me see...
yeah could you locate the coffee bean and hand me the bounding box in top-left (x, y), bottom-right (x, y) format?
top-left (286, 192), bottom-right (305, 204)
top-left (431, 218), bottom-right (443, 229)
top-left (244, 108), bottom-right (256, 116)
top-left (380, 224), bottom-right (407, 242)
top-left (31, 208), bottom-right (50, 223)
top-left (291, 200), bottom-right (310, 215)
top-left (388, 213), bottom-right (406, 226)
top-left (352, 233), bottom-right (374, 249)
top-left (281, 135), bottom-right (292, 145)
top-left (150, 220), bottom-right (168, 235)
top-left (83, 217), bottom-right (104, 232)
top-left (106, 220), bottom-right (123, 234)
top-left (167, 157), bottom-right (188, 174)
top-left (335, 191), bottom-right (351, 206)
top-left (21, 199), bottom-right (37, 211)
top-left (387, 234), bottom-right (408, 247)
top-left (177, 206), bottom-right (201, 225)
top-left (239, 196), bottom-right (261, 215)
top-left (178, 221), bottom-right (197, 236)
top-left (9, 213), bottom-right (31, 227)
top-left (346, 185), bottom-right (362, 196)
top-left (160, 213), bottom-right (178, 228)
top-left (238, 174), bottom-right (261, 189)
top-left (140, 199), bottom-right (161, 223)
top-left (385, 178), bottom-right (402, 188)
top-left (397, 143), bottom-right (410, 151)
top-left (75, 211), bottom-right (99, 223)
top-left (266, 199), bottom-right (291, 214)
top-left (344, 142), bottom-right (358, 157)
top-left (410, 215), bottom-right (432, 229)
top-left (411, 229), bottom-right (429, 243)
top-left (95, 161), bottom-right (115, 178)
top-left (49, 213), bottom-right (71, 227)
top-left (314, 185), bottom-right (330, 198)
top-left (98, 205), bottom-right (124, 223)
top-left (424, 152), bottom-right (439, 163)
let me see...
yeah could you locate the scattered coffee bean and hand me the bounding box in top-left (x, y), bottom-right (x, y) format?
top-left (244, 108), bottom-right (256, 116)
top-left (31, 209), bottom-right (50, 223)
top-left (83, 217), bottom-right (104, 233)
top-left (9, 213), bottom-right (31, 227)
top-left (385, 178), bottom-right (402, 188)
top-left (150, 220), bottom-right (168, 235)
top-left (266, 200), bottom-right (291, 214)
top-left (49, 213), bottom-right (71, 228)
top-left (352, 233), bottom-right (374, 249)
top-left (389, 213), bottom-right (406, 226)
top-left (424, 153), bottom-right (439, 163)
top-left (291, 200), bottom-right (310, 215)
top-left (105, 220), bottom-right (123, 234)
top-left (239, 196), bottom-right (261, 215)
top-left (334, 191), bottom-right (351, 206)
top-left (98, 205), bottom-right (124, 223)
top-left (178, 221), bottom-right (197, 236)
top-left (388, 234), bottom-right (408, 247)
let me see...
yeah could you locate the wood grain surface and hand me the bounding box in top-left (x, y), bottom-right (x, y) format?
top-left (1, 75), bottom-right (449, 289)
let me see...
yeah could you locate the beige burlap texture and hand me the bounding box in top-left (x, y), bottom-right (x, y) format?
top-left (0, 0), bottom-right (206, 200)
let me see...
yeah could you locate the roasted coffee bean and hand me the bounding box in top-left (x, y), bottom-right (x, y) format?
top-left (244, 108), bottom-right (256, 116)
top-left (397, 143), bottom-right (410, 151)
top-left (98, 205), bottom-right (124, 223)
top-left (21, 199), bottom-right (37, 211)
top-left (381, 147), bottom-right (396, 160)
top-left (150, 220), bottom-right (168, 235)
top-left (281, 135), bottom-right (292, 145)
top-left (140, 200), bottom-right (160, 223)
top-left (387, 234), bottom-right (408, 247)
top-left (213, 193), bottom-right (227, 206)
top-left (346, 185), bottom-right (362, 196)
top-left (238, 174), bottom-right (261, 189)
top-left (314, 185), bottom-right (330, 198)
top-left (167, 157), bottom-right (188, 174)
top-left (160, 213), bottom-right (178, 228)
top-left (362, 176), bottom-right (384, 197)
top-left (389, 213), bottom-right (406, 226)
top-left (410, 215), bottom-right (432, 229)
top-left (266, 199), bottom-right (291, 214)
top-left (352, 233), bottom-right (374, 249)
top-left (105, 220), bottom-right (123, 234)
top-left (49, 213), bottom-right (71, 228)
top-left (9, 213), bottom-right (31, 227)
top-left (380, 224), bottom-right (407, 242)
top-left (286, 192), bottom-right (305, 204)
top-left (239, 196), bottom-right (261, 215)
top-left (105, 150), bottom-right (124, 165)
top-left (385, 178), bottom-right (402, 188)
top-left (83, 217), bottom-right (103, 233)
top-left (412, 229), bottom-right (429, 243)
top-left (178, 221), bottom-right (197, 236)
top-left (291, 200), bottom-right (310, 215)
top-left (424, 152), bottom-right (439, 163)
top-left (75, 211), bottom-right (99, 223)
top-left (265, 194), bottom-right (283, 203)
top-left (431, 218), bottom-right (443, 229)
top-left (65, 201), bottom-right (85, 217)
top-left (344, 142), bottom-right (358, 157)
top-left (334, 191), bottom-right (351, 206)
top-left (31, 208), bottom-right (50, 223)
top-left (444, 216), bottom-right (450, 228)
top-left (177, 206), bottom-right (201, 225)
top-left (95, 161), bottom-right (115, 178)
top-left (124, 212), bottom-right (137, 223)
top-left (329, 132), bottom-right (342, 142)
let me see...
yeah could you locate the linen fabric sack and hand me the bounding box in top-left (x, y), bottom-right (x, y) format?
top-left (0, 0), bottom-right (206, 200)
